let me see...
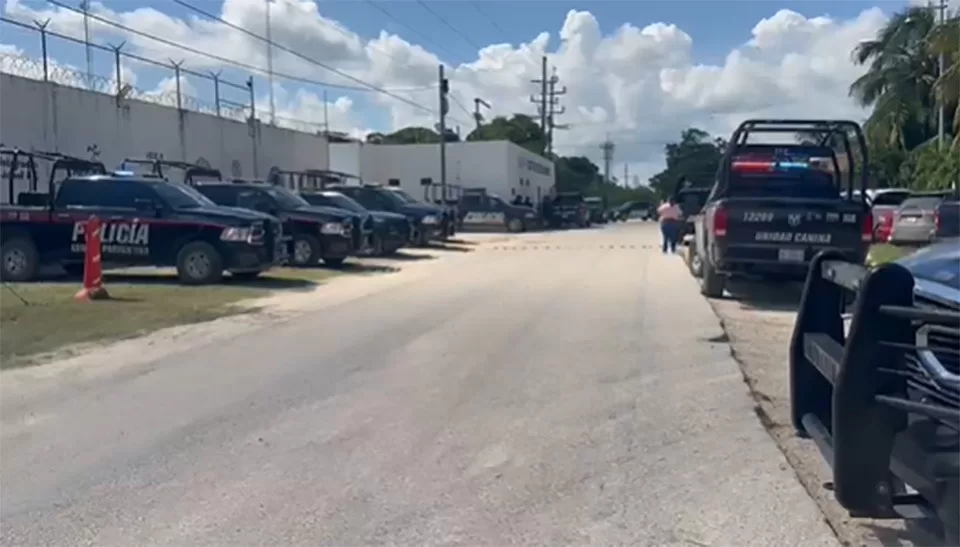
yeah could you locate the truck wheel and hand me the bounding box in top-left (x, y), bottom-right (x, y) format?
top-left (176, 241), bottom-right (224, 285)
top-left (507, 218), bottom-right (524, 233)
top-left (323, 257), bottom-right (345, 268)
top-left (291, 234), bottom-right (321, 266)
top-left (1, 237), bottom-right (40, 282)
top-left (700, 258), bottom-right (725, 298)
top-left (689, 247), bottom-right (704, 278)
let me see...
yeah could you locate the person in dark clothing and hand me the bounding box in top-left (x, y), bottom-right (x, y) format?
top-left (523, 196), bottom-right (532, 207)
top-left (513, 194), bottom-right (524, 205)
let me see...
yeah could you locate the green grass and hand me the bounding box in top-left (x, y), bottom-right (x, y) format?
top-left (0, 267), bottom-right (341, 368)
top-left (866, 244), bottom-right (907, 266)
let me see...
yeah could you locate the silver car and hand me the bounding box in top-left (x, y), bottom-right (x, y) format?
top-left (888, 193), bottom-right (950, 245)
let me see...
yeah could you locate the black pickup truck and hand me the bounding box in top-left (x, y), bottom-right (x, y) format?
top-left (328, 184), bottom-right (448, 247)
top-left (550, 192), bottom-right (589, 228)
top-left (191, 180), bottom-right (363, 267)
top-left (299, 190), bottom-right (410, 256)
top-left (458, 187), bottom-right (538, 233)
top-left (693, 119), bottom-right (872, 297)
top-left (0, 150), bottom-right (284, 284)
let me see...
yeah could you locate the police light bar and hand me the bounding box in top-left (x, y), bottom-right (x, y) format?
top-left (730, 160), bottom-right (810, 174)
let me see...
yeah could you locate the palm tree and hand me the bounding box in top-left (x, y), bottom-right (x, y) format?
top-left (849, 7), bottom-right (940, 150)
top-left (928, 12), bottom-right (960, 146)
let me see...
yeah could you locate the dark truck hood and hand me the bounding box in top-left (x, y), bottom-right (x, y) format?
top-left (897, 239), bottom-right (960, 295)
top-left (288, 205), bottom-right (359, 223)
top-left (399, 203), bottom-right (444, 217)
top-left (179, 205), bottom-right (281, 226)
top-left (370, 211), bottom-right (408, 225)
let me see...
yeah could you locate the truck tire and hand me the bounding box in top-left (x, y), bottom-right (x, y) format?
top-left (291, 234), bottom-right (321, 266)
top-left (1, 237), bottom-right (40, 282)
top-left (700, 258), bottom-right (725, 298)
top-left (507, 218), bottom-right (524, 233)
top-left (689, 247), bottom-right (703, 278)
top-left (176, 241), bottom-right (224, 285)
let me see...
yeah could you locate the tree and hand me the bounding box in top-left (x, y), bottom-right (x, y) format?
top-left (364, 126), bottom-right (459, 144)
top-left (899, 143), bottom-right (960, 190)
top-left (466, 114), bottom-right (544, 153)
top-left (647, 128), bottom-right (726, 198)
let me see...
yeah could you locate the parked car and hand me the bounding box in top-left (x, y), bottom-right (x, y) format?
top-left (693, 119), bottom-right (872, 297)
top-left (888, 191), bottom-right (955, 246)
top-left (0, 149), bottom-right (284, 284)
top-left (328, 184), bottom-right (448, 247)
top-left (935, 193), bottom-right (960, 241)
top-left (299, 190), bottom-right (410, 256)
top-left (867, 188), bottom-right (911, 242)
top-left (790, 243), bottom-right (959, 545)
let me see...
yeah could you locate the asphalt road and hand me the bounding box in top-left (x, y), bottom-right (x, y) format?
top-left (1, 222), bottom-right (837, 547)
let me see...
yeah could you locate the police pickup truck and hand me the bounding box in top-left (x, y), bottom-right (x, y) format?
top-left (327, 184), bottom-right (448, 247)
top-left (458, 188), bottom-right (537, 233)
top-left (550, 192), bottom-right (589, 228)
top-left (693, 119), bottom-right (872, 297)
top-left (299, 190), bottom-right (410, 256)
top-left (0, 150), bottom-right (284, 284)
top-left (190, 179), bottom-right (364, 267)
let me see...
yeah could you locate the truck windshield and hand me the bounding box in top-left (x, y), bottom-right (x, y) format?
top-left (264, 186), bottom-right (310, 209)
top-left (387, 189), bottom-right (417, 204)
top-left (150, 181), bottom-right (217, 209)
top-left (321, 193), bottom-right (367, 213)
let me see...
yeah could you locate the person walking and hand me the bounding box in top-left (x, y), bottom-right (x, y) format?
top-left (657, 197), bottom-right (682, 253)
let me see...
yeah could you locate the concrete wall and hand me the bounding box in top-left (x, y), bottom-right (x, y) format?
top-left (0, 73), bottom-right (329, 201)
top-left (336, 140), bottom-right (555, 205)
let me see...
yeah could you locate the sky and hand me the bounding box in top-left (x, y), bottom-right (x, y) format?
top-left (0, 0), bottom-right (956, 184)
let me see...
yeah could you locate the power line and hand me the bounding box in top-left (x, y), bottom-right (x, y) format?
top-left (363, 0), bottom-right (459, 60)
top-left (415, 0), bottom-right (484, 51)
top-left (42, 0), bottom-right (434, 97)
top-left (169, 0), bottom-right (439, 114)
top-left (468, 1), bottom-right (509, 42)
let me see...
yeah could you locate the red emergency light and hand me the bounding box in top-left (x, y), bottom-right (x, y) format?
top-left (730, 159), bottom-right (810, 174)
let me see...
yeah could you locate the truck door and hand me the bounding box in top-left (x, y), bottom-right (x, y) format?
top-left (57, 180), bottom-right (158, 264)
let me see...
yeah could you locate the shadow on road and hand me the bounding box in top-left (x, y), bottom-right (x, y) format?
top-left (328, 262), bottom-right (400, 274)
top-left (99, 272), bottom-right (321, 291)
top-left (425, 243), bottom-right (473, 253)
top-left (723, 278), bottom-right (805, 312)
top-left (861, 521), bottom-right (947, 547)
top-left (375, 251), bottom-right (435, 262)
top-left (443, 238), bottom-right (477, 246)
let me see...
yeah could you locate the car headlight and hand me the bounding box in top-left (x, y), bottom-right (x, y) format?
top-left (320, 222), bottom-right (345, 235)
top-left (422, 215), bottom-right (438, 225)
top-left (220, 226), bottom-right (252, 242)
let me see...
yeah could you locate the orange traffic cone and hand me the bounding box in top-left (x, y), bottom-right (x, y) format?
top-left (74, 215), bottom-right (110, 301)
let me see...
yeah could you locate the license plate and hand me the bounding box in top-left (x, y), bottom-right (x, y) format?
top-left (778, 248), bottom-right (805, 262)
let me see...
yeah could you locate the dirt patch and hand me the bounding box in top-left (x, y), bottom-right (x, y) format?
top-left (708, 295), bottom-right (939, 547)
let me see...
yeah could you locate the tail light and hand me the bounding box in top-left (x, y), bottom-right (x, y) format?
top-left (861, 212), bottom-right (873, 243)
top-left (712, 205), bottom-right (728, 237)
top-left (934, 211), bottom-right (941, 232)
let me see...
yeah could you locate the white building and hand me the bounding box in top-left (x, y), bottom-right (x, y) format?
top-left (328, 140), bottom-right (556, 205)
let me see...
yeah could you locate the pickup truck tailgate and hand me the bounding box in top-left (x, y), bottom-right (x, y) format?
top-left (719, 198), bottom-right (868, 265)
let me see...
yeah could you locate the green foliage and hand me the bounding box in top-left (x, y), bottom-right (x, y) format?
top-left (898, 143), bottom-right (960, 190)
top-left (850, 7), bottom-right (959, 189)
top-left (365, 126), bottom-right (459, 144)
top-left (466, 114), bottom-right (544, 154)
top-left (647, 128), bottom-right (726, 198)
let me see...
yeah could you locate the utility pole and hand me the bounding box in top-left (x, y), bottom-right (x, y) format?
top-left (623, 163), bottom-right (629, 187)
top-left (600, 137), bottom-right (615, 185)
top-left (473, 97), bottom-right (491, 132)
top-left (935, 0), bottom-right (946, 150)
top-left (438, 65), bottom-right (449, 201)
top-left (80, 0), bottom-right (93, 89)
top-left (545, 67), bottom-right (567, 157)
top-left (265, 0), bottom-right (276, 126)
top-left (530, 56), bottom-right (549, 155)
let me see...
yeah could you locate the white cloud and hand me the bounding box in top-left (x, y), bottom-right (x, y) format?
top-left (2, 0), bottom-right (896, 182)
